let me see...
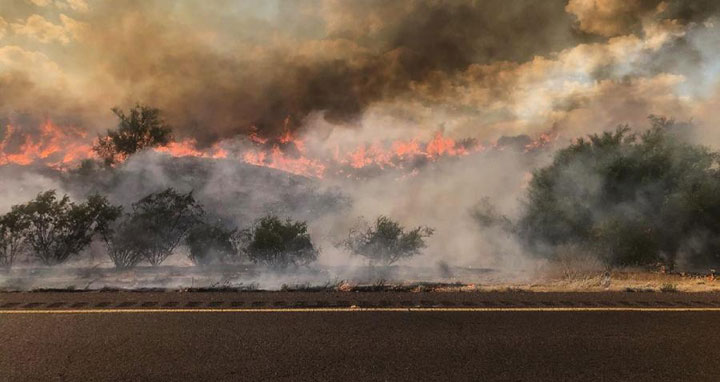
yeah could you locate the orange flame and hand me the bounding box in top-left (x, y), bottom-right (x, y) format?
top-left (1, 119), bottom-right (555, 179)
top-left (0, 122), bottom-right (94, 168)
top-left (524, 132), bottom-right (557, 152)
top-left (153, 139), bottom-right (227, 159)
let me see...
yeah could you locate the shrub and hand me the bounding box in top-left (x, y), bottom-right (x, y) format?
top-left (93, 104), bottom-right (173, 165)
top-left (101, 218), bottom-right (146, 269)
top-left (122, 188), bottom-right (204, 266)
top-left (518, 117), bottom-right (720, 268)
top-left (13, 191), bottom-right (121, 265)
top-left (185, 221), bottom-right (236, 265)
top-left (0, 209), bottom-right (30, 268)
top-left (244, 216), bottom-right (318, 268)
top-left (344, 216), bottom-right (434, 265)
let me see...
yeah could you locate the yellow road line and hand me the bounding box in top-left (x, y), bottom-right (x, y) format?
top-left (2, 307), bottom-right (720, 314)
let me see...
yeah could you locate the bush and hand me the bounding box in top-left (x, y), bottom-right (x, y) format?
top-left (101, 218), bottom-right (146, 269)
top-left (12, 191), bottom-right (121, 265)
top-left (519, 117), bottom-right (720, 268)
top-left (185, 221), bottom-right (236, 265)
top-left (93, 104), bottom-right (173, 165)
top-left (660, 283), bottom-right (678, 293)
top-left (119, 188), bottom-right (204, 266)
top-left (244, 216), bottom-right (318, 268)
top-left (344, 216), bottom-right (434, 265)
top-left (0, 209), bottom-right (30, 268)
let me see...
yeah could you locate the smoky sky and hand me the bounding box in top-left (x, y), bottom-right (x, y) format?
top-left (84, 0), bottom-right (595, 145)
top-left (1, 0), bottom-right (720, 148)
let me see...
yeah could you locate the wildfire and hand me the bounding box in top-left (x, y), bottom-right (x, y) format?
top-left (523, 132), bottom-right (556, 152)
top-left (0, 119), bottom-right (557, 178)
top-left (241, 123), bottom-right (327, 177)
top-left (0, 122), bottom-right (94, 168)
top-left (153, 139), bottom-right (228, 159)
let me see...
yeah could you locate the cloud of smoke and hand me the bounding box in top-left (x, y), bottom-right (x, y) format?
top-left (4, 0), bottom-right (717, 145)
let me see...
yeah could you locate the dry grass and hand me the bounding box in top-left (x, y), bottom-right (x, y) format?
top-left (369, 270), bottom-right (720, 293)
top-left (477, 270), bottom-right (720, 293)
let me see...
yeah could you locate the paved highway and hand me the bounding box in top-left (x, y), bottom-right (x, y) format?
top-left (1, 292), bottom-right (719, 381)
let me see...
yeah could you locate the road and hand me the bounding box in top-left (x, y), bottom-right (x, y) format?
top-left (1, 291), bottom-right (720, 381)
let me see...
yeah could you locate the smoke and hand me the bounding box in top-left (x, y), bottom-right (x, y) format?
top-left (2, 0), bottom-right (717, 146)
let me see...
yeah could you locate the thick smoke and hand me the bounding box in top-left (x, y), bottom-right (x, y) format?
top-left (3, 0), bottom-right (718, 146)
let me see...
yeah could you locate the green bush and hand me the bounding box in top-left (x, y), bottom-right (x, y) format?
top-left (11, 191), bottom-right (121, 265)
top-left (245, 216), bottom-right (318, 268)
top-left (101, 218), bottom-right (146, 269)
top-left (519, 117), bottom-right (720, 268)
top-left (106, 188), bottom-right (204, 267)
top-left (93, 104), bottom-right (173, 165)
top-left (344, 216), bottom-right (434, 265)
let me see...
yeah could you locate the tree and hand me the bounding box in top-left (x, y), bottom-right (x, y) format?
top-left (125, 188), bottom-right (204, 266)
top-left (518, 117), bottom-right (720, 268)
top-left (185, 221), bottom-right (236, 265)
top-left (0, 209), bottom-right (30, 268)
top-left (13, 191), bottom-right (122, 265)
top-left (343, 216), bottom-right (434, 265)
top-left (93, 104), bottom-right (173, 165)
top-left (244, 215), bottom-right (318, 268)
top-left (101, 217), bottom-right (146, 269)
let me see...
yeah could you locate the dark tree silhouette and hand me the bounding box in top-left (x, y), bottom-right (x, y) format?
top-left (121, 188), bottom-right (204, 266)
top-left (186, 221), bottom-right (236, 265)
top-left (0, 209), bottom-right (30, 268)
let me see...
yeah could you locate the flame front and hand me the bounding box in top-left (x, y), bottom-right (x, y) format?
top-left (0, 120), bottom-right (555, 178)
top-left (0, 122), bottom-right (94, 168)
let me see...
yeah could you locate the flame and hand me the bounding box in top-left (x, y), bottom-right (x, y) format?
top-left (1, 119), bottom-right (555, 179)
top-left (0, 121), bottom-right (94, 168)
top-left (426, 131), bottom-right (466, 157)
top-left (335, 131), bottom-right (481, 172)
top-left (523, 132), bottom-right (557, 152)
top-left (153, 139), bottom-right (227, 159)
top-left (241, 125), bottom-right (327, 177)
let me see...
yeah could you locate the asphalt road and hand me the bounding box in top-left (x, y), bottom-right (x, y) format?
top-left (2, 292), bottom-right (720, 381)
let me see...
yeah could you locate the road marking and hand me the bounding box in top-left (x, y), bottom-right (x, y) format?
top-left (2, 307), bottom-right (720, 314)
